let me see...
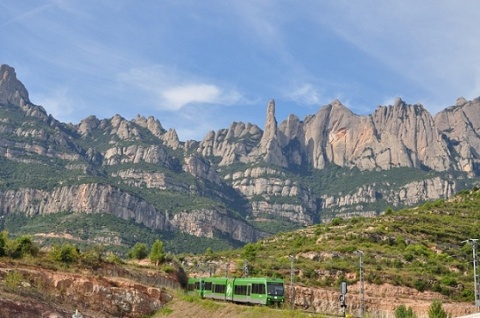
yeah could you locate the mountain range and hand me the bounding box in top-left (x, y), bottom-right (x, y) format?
top-left (1, 63), bottom-right (479, 253)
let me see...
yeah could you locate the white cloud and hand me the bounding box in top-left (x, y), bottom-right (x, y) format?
top-left (162, 84), bottom-right (221, 111)
top-left (286, 84), bottom-right (321, 105)
top-left (119, 65), bottom-right (244, 111)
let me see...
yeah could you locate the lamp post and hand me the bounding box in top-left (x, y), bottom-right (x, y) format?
top-left (463, 239), bottom-right (480, 309)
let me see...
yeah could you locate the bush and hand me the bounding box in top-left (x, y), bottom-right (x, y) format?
top-left (0, 231), bottom-right (7, 257)
top-left (81, 245), bottom-right (105, 267)
top-left (128, 243), bottom-right (149, 260)
top-left (105, 252), bottom-right (123, 264)
top-left (242, 243), bottom-right (258, 262)
top-left (303, 268), bottom-right (315, 279)
top-left (414, 279), bottom-right (428, 292)
top-left (0, 232), bottom-right (39, 259)
top-left (50, 243), bottom-right (80, 263)
top-left (15, 235), bottom-right (39, 258)
top-left (162, 264), bottom-right (175, 274)
top-left (331, 217), bottom-right (343, 226)
top-left (4, 270), bottom-right (22, 291)
top-left (428, 300), bottom-right (448, 318)
top-left (395, 304), bottom-right (418, 318)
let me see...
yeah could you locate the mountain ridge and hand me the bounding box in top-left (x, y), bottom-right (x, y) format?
top-left (1, 64), bottom-right (479, 252)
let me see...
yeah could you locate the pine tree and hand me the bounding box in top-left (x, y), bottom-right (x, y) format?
top-left (395, 304), bottom-right (417, 318)
top-left (428, 300), bottom-right (448, 318)
top-left (149, 239), bottom-right (165, 266)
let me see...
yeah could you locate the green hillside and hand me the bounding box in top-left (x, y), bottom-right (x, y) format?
top-left (192, 187), bottom-right (480, 302)
top-left (0, 211), bottom-right (242, 255)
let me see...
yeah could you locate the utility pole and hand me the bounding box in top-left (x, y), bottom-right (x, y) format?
top-left (463, 239), bottom-right (480, 309)
top-left (357, 250), bottom-right (365, 317)
top-left (289, 255), bottom-right (295, 308)
top-left (225, 262), bottom-right (230, 278)
top-left (243, 259), bottom-right (248, 278)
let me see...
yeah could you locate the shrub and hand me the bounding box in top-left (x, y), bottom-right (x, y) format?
top-left (331, 217), bottom-right (343, 226)
top-left (4, 270), bottom-right (22, 291)
top-left (242, 243), bottom-right (258, 262)
top-left (395, 304), bottom-right (418, 318)
top-left (105, 252), bottom-right (123, 264)
top-left (162, 264), bottom-right (175, 274)
top-left (15, 235), bottom-right (39, 258)
top-left (0, 231), bottom-right (8, 256)
top-left (128, 243), bottom-right (149, 260)
top-left (303, 268), bottom-right (315, 279)
top-left (50, 243), bottom-right (80, 263)
top-left (414, 279), bottom-right (428, 292)
top-left (428, 300), bottom-right (448, 318)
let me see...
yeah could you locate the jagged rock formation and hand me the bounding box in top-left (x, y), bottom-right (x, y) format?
top-left (434, 96), bottom-right (480, 174)
top-left (1, 63), bottom-right (480, 248)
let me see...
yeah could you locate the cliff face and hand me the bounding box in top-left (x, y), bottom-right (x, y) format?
top-left (1, 63), bottom-right (479, 248)
top-left (434, 97), bottom-right (480, 174)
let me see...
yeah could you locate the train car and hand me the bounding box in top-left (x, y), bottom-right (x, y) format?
top-left (228, 277), bottom-right (285, 305)
top-left (187, 277), bottom-right (204, 297)
top-left (187, 276), bottom-right (285, 306)
top-left (203, 277), bottom-right (228, 301)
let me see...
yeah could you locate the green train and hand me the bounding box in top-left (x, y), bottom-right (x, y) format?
top-left (187, 277), bottom-right (285, 306)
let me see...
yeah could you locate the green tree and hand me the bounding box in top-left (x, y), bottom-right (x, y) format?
top-left (428, 300), bottom-right (448, 318)
top-left (16, 235), bottom-right (39, 258)
top-left (128, 242), bottom-right (148, 260)
top-left (205, 247), bottom-right (213, 257)
top-left (395, 304), bottom-right (417, 318)
top-left (81, 244), bottom-right (105, 267)
top-left (0, 231), bottom-right (8, 257)
top-left (50, 243), bottom-right (80, 263)
top-left (149, 239), bottom-right (165, 266)
top-left (242, 243), bottom-right (257, 262)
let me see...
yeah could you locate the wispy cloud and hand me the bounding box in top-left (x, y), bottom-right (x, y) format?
top-left (162, 85), bottom-right (221, 111)
top-left (0, 3), bottom-right (54, 28)
top-left (312, 1), bottom-right (480, 108)
top-left (285, 84), bottom-right (321, 105)
top-left (118, 65), bottom-right (244, 111)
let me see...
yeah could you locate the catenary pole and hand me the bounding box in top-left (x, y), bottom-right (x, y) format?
top-left (463, 239), bottom-right (479, 310)
top-left (289, 255), bottom-right (295, 308)
top-left (357, 250), bottom-right (365, 317)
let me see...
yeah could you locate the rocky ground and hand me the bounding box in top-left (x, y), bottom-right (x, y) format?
top-left (0, 260), bottom-right (177, 318)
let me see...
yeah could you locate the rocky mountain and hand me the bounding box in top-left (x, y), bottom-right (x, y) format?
top-left (0, 64), bottom-right (479, 252)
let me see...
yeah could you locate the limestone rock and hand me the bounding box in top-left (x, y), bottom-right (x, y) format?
top-left (250, 99), bottom-right (288, 167)
top-left (434, 97), bottom-right (480, 174)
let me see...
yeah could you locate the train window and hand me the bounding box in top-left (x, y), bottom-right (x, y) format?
top-left (204, 282), bottom-right (212, 291)
top-left (267, 282), bottom-right (284, 296)
top-left (252, 283), bottom-right (265, 294)
top-left (234, 285), bottom-right (247, 295)
top-left (214, 284), bottom-right (226, 294)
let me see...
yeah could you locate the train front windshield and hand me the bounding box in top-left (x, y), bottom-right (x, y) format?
top-left (267, 282), bottom-right (284, 296)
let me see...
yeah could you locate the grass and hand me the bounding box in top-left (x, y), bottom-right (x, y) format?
top-left (183, 188), bottom-right (480, 303)
top-left (157, 289), bottom-right (324, 318)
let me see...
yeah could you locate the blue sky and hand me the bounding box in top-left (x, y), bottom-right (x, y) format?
top-left (2, 1), bottom-right (480, 141)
